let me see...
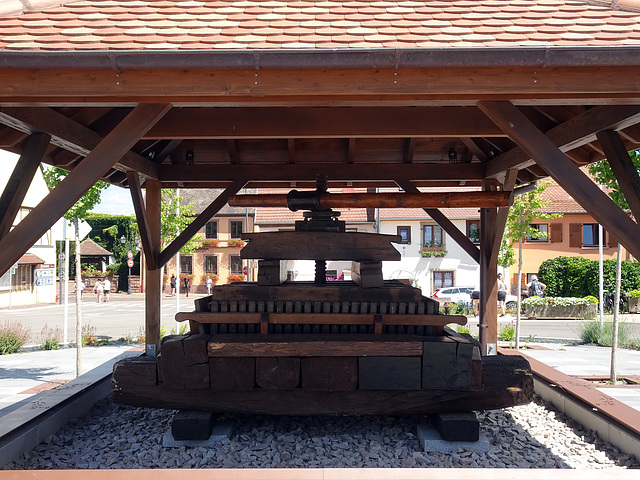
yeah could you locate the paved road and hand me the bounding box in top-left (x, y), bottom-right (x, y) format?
top-left (2, 293), bottom-right (640, 346)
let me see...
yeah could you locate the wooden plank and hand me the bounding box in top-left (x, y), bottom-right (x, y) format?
top-left (240, 231), bottom-right (401, 261)
top-left (208, 334), bottom-right (424, 357)
top-left (145, 179), bottom-right (162, 355)
top-left (596, 130), bottom-right (640, 221)
top-left (359, 357), bottom-right (422, 390)
top-left (351, 261), bottom-right (383, 288)
top-left (184, 363), bottom-right (210, 390)
top-left (300, 357), bottom-right (357, 392)
top-left (256, 357), bottom-right (300, 390)
top-left (0, 133), bottom-right (50, 240)
top-left (160, 335), bottom-right (186, 389)
top-left (112, 357), bottom-right (157, 388)
top-left (145, 106), bottom-right (507, 139)
top-left (112, 354), bottom-right (534, 415)
top-left (479, 203), bottom-right (498, 353)
top-left (126, 171), bottom-right (157, 270)
top-left (478, 100), bottom-right (640, 262)
top-left (183, 334), bottom-right (210, 366)
top-left (210, 357), bottom-right (255, 391)
top-left (422, 341), bottom-right (465, 391)
top-left (158, 180), bottom-right (245, 268)
top-left (0, 103), bottom-right (171, 277)
top-left (177, 312), bottom-right (465, 327)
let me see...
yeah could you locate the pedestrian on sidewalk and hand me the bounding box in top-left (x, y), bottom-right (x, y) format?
top-left (94, 279), bottom-right (104, 303)
top-left (170, 274), bottom-right (176, 296)
top-left (206, 275), bottom-right (213, 295)
top-left (183, 275), bottom-right (190, 297)
top-left (470, 287), bottom-right (480, 316)
top-left (497, 273), bottom-right (507, 317)
top-left (527, 275), bottom-right (546, 297)
top-left (76, 278), bottom-right (85, 301)
top-left (103, 277), bottom-right (111, 302)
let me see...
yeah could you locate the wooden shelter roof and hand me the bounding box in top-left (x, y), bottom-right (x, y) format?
top-left (1, 0), bottom-right (640, 273)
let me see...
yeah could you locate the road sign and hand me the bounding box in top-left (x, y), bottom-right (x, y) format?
top-left (35, 278), bottom-right (55, 286)
top-left (242, 265), bottom-right (247, 275)
top-left (127, 250), bottom-right (133, 259)
top-left (127, 259), bottom-right (134, 268)
top-left (35, 268), bottom-right (56, 278)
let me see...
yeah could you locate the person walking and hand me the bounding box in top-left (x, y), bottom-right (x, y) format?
top-left (527, 275), bottom-right (546, 297)
top-left (94, 279), bottom-right (104, 303)
top-left (103, 277), bottom-right (111, 302)
top-left (205, 275), bottom-right (213, 295)
top-left (470, 287), bottom-right (480, 316)
top-left (183, 275), bottom-right (190, 297)
top-left (170, 274), bottom-right (176, 296)
top-left (497, 273), bottom-right (507, 317)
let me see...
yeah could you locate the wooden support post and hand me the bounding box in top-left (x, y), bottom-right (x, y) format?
top-left (145, 179), bottom-right (162, 357)
top-left (0, 133), bottom-right (50, 240)
top-left (479, 203), bottom-right (498, 355)
top-left (0, 103), bottom-right (171, 277)
top-left (596, 130), bottom-right (640, 221)
top-left (127, 171), bottom-right (158, 270)
top-left (478, 101), bottom-right (640, 261)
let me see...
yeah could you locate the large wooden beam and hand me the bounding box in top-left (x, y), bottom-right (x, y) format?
top-left (396, 180), bottom-right (480, 264)
top-left (144, 107), bottom-right (507, 139)
top-left (0, 103), bottom-right (172, 277)
top-left (478, 101), bottom-right (640, 261)
top-left (0, 107), bottom-right (160, 180)
top-left (127, 171), bottom-right (157, 271)
top-left (158, 163), bottom-right (485, 183)
top-left (596, 130), bottom-right (640, 221)
top-left (479, 203), bottom-right (498, 355)
top-left (145, 179), bottom-right (161, 357)
top-left (485, 105), bottom-right (640, 178)
top-left (0, 133), bottom-right (50, 240)
top-left (158, 180), bottom-right (246, 268)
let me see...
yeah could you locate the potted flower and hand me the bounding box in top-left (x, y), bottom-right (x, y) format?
top-left (227, 239), bottom-right (245, 248)
top-left (627, 289), bottom-right (640, 313)
top-left (201, 273), bottom-right (219, 284)
top-left (201, 239), bottom-right (219, 248)
top-left (227, 273), bottom-right (246, 282)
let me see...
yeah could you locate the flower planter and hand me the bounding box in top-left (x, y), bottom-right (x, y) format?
top-left (524, 303), bottom-right (597, 320)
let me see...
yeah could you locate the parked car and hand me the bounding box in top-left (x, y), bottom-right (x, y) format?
top-left (432, 286), bottom-right (518, 310)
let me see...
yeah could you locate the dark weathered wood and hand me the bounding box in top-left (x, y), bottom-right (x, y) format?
top-left (0, 133), bottom-right (50, 240)
top-left (479, 203), bottom-right (499, 353)
top-left (0, 103), bottom-right (171, 277)
top-left (210, 357), bottom-right (255, 391)
top-left (145, 179), bottom-right (162, 354)
top-left (183, 334), bottom-right (210, 366)
top-left (491, 169), bottom-right (518, 268)
top-left (112, 357), bottom-right (157, 388)
top-left (177, 312), bottom-right (465, 328)
top-left (127, 171), bottom-right (157, 270)
top-left (479, 101), bottom-right (640, 261)
top-left (428, 412), bottom-right (479, 442)
top-left (208, 334), bottom-right (424, 357)
top-left (301, 357), bottom-right (358, 392)
top-left (184, 363), bottom-right (210, 390)
top-left (359, 357), bottom-right (422, 390)
top-left (112, 354), bottom-right (533, 415)
top-left (229, 191), bottom-right (511, 209)
top-left (240, 231), bottom-right (401, 261)
top-left (597, 130), bottom-right (640, 221)
top-left (171, 411), bottom-right (216, 441)
top-left (160, 335), bottom-right (186, 389)
top-left (351, 261), bottom-right (384, 288)
top-left (257, 260), bottom-right (287, 286)
top-left (158, 180), bottom-right (245, 268)
top-left (256, 357), bottom-right (300, 390)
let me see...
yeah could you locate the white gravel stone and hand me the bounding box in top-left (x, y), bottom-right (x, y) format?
top-left (5, 394), bottom-right (639, 470)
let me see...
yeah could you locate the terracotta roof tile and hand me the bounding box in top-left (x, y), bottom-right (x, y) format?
top-left (1, 0), bottom-right (640, 51)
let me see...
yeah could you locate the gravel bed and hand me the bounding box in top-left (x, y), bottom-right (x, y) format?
top-left (6, 395), bottom-right (639, 470)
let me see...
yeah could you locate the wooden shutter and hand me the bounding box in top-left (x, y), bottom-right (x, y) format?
top-left (549, 223), bottom-right (563, 243)
top-left (569, 223), bottom-right (582, 248)
top-left (608, 231), bottom-right (618, 248)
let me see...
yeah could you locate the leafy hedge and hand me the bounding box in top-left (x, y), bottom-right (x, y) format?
top-left (538, 256), bottom-right (640, 297)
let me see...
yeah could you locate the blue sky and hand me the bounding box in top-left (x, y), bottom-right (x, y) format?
top-left (91, 184), bottom-right (135, 216)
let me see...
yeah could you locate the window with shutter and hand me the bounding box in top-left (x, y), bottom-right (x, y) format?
top-left (549, 223), bottom-right (562, 243)
top-left (569, 223), bottom-right (582, 248)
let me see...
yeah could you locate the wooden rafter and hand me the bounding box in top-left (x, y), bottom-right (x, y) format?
top-left (158, 180), bottom-right (247, 268)
top-left (0, 107), bottom-right (161, 180)
top-left (478, 100), bottom-right (640, 261)
top-left (484, 105), bottom-right (640, 178)
top-left (0, 133), bottom-right (50, 240)
top-left (596, 130), bottom-right (640, 221)
top-left (0, 103), bottom-right (172, 277)
top-left (127, 171), bottom-right (158, 271)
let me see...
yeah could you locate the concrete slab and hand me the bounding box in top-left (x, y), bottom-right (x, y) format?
top-left (416, 423), bottom-right (490, 453)
top-left (162, 420), bottom-right (234, 447)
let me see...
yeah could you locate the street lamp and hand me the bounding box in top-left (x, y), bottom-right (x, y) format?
top-left (120, 235), bottom-right (140, 295)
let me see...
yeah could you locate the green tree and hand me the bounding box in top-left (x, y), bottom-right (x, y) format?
top-left (160, 189), bottom-right (202, 255)
top-left (43, 167), bottom-right (108, 377)
top-left (587, 149), bottom-right (640, 382)
top-left (502, 181), bottom-right (562, 348)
